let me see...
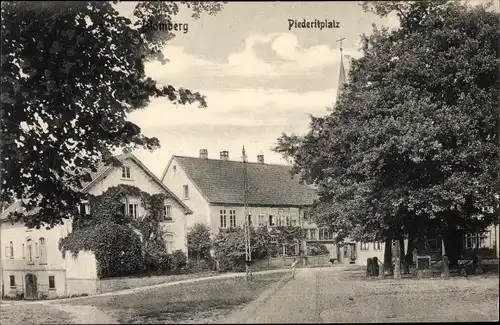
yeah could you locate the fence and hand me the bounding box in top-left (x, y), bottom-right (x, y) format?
top-left (252, 255), bottom-right (331, 270)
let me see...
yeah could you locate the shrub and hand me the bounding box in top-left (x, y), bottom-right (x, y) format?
top-left (307, 243), bottom-right (329, 256)
top-left (187, 223), bottom-right (212, 262)
top-left (171, 250), bottom-right (188, 273)
top-left (59, 222), bottom-right (144, 278)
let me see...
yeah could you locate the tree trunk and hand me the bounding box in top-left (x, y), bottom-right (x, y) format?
top-left (443, 227), bottom-right (461, 269)
top-left (405, 233), bottom-right (414, 269)
top-left (384, 236), bottom-right (393, 275)
top-left (393, 239), bottom-right (402, 280)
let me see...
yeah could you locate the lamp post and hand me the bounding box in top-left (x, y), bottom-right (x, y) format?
top-left (242, 146), bottom-right (252, 281)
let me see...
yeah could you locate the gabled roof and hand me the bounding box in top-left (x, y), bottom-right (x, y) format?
top-left (169, 156), bottom-right (317, 207)
top-left (1, 153), bottom-right (192, 221)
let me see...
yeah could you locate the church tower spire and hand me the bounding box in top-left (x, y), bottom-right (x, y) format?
top-left (336, 36), bottom-right (346, 103)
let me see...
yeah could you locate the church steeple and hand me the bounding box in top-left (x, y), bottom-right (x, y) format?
top-left (336, 37), bottom-right (346, 103)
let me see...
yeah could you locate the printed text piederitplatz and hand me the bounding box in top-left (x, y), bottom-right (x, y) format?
top-left (288, 19), bottom-right (340, 31)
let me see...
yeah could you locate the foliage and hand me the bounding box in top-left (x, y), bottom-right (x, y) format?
top-left (187, 223), bottom-right (212, 261)
top-left (212, 226), bottom-right (306, 271)
top-left (307, 242), bottom-right (329, 256)
top-left (171, 249), bottom-right (188, 274)
top-left (274, 0), bottom-right (500, 249)
top-left (1, 1), bottom-right (224, 229)
top-left (212, 226), bottom-right (277, 272)
top-left (60, 184), bottom-right (181, 278)
top-left (59, 222), bottom-right (144, 278)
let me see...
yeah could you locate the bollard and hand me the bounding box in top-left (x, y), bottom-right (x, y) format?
top-left (378, 262), bottom-right (385, 279)
top-left (394, 257), bottom-right (402, 280)
top-left (373, 257), bottom-right (379, 276)
top-left (441, 255), bottom-right (450, 279)
top-left (366, 258), bottom-right (373, 277)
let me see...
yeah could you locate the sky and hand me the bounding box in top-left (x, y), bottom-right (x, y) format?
top-left (115, 0), bottom-right (497, 177)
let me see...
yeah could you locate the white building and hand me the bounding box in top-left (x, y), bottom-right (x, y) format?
top-left (0, 153), bottom-right (191, 299)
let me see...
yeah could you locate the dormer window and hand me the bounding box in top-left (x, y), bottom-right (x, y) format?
top-left (121, 166), bottom-right (131, 179)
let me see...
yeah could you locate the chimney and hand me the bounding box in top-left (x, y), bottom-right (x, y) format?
top-left (220, 151), bottom-right (229, 161)
top-left (257, 154), bottom-right (264, 164)
top-left (199, 149), bottom-right (208, 159)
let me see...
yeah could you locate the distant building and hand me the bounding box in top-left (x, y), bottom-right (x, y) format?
top-left (0, 153), bottom-right (191, 299)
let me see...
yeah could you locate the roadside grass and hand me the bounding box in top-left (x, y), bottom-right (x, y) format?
top-left (67, 272), bottom-right (286, 324)
top-left (0, 303), bottom-right (74, 325)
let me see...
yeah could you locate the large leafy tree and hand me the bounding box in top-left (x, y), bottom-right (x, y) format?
top-left (1, 1), bottom-right (224, 228)
top-left (275, 0), bottom-right (499, 266)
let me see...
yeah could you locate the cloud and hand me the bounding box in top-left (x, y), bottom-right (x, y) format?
top-left (127, 87), bottom-right (335, 129)
top-left (145, 32), bottom-right (360, 80)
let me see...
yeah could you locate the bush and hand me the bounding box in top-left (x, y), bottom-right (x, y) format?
top-left (188, 256), bottom-right (216, 273)
top-left (59, 222), bottom-right (144, 278)
top-left (187, 223), bottom-right (212, 261)
top-left (171, 250), bottom-right (188, 274)
top-left (307, 243), bottom-right (329, 256)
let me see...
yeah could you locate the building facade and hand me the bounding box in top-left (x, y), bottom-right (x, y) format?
top-left (161, 150), bottom-right (321, 253)
top-left (1, 153), bottom-right (191, 299)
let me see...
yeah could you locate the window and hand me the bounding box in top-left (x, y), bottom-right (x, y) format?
top-left (183, 185), bottom-right (189, 199)
top-left (165, 234), bottom-right (174, 253)
top-left (173, 165), bottom-right (177, 173)
top-left (39, 238), bottom-right (47, 264)
top-left (285, 215), bottom-right (291, 227)
top-left (22, 244), bottom-right (25, 259)
top-left (319, 228), bottom-right (333, 241)
top-left (83, 203), bottom-right (90, 215)
top-left (465, 232), bottom-right (488, 249)
top-left (360, 242), bottom-right (370, 250)
top-left (229, 210), bottom-right (236, 228)
top-left (49, 276), bottom-right (55, 289)
top-left (310, 229), bottom-right (317, 240)
top-left (9, 275), bottom-right (15, 288)
top-left (27, 239), bottom-right (33, 263)
top-left (9, 241), bottom-right (13, 259)
top-left (373, 242), bottom-right (382, 250)
top-left (258, 215), bottom-right (265, 226)
top-left (291, 218), bottom-right (297, 226)
top-left (248, 215), bottom-right (252, 226)
top-left (128, 204), bottom-right (138, 219)
top-left (121, 166), bottom-right (131, 179)
top-left (303, 208), bottom-right (310, 221)
top-left (164, 205), bottom-right (172, 221)
top-left (220, 209), bottom-right (227, 228)
top-left (269, 215), bottom-right (275, 227)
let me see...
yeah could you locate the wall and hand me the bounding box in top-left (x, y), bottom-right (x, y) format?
top-left (65, 250), bottom-right (99, 296)
top-left (162, 158), bottom-right (211, 233)
top-left (89, 157), bottom-right (188, 252)
top-left (1, 220), bottom-right (69, 298)
top-left (356, 242), bottom-right (386, 266)
top-left (0, 219), bottom-right (99, 298)
top-left (252, 255), bottom-right (331, 270)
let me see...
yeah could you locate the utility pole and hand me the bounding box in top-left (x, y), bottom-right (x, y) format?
top-left (242, 146), bottom-right (252, 281)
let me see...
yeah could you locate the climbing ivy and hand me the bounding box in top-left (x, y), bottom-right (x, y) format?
top-left (59, 184), bottom-right (173, 278)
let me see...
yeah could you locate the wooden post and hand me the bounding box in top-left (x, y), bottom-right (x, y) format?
top-left (441, 238), bottom-right (450, 278)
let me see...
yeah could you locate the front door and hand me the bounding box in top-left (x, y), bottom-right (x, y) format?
top-left (25, 274), bottom-right (38, 300)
